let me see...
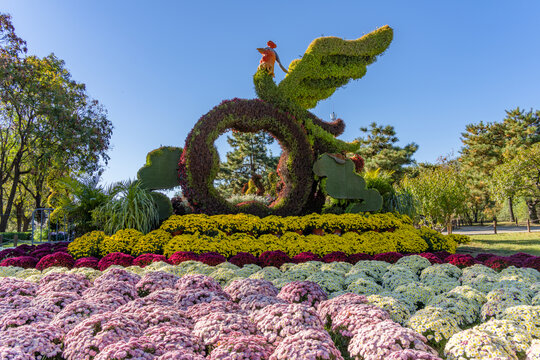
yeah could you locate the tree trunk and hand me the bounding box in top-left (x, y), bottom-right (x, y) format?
top-left (446, 219), bottom-right (453, 234)
top-left (0, 165), bottom-right (22, 232)
top-left (526, 199), bottom-right (539, 224)
top-left (508, 197), bottom-right (515, 222)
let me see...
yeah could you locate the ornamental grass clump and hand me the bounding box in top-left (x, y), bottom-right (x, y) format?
top-left (0, 323), bottom-right (63, 359)
top-left (193, 312), bottom-right (259, 347)
top-left (136, 271), bottom-right (179, 297)
top-left (63, 312), bottom-right (143, 360)
top-left (348, 320), bottom-right (437, 360)
top-left (144, 325), bottom-right (205, 356)
top-left (224, 278), bottom-right (279, 302)
top-left (252, 303), bottom-right (324, 345)
top-left (444, 328), bottom-right (518, 360)
top-left (277, 280), bottom-right (328, 307)
top-left (270, 329), bottom-right (344, 360)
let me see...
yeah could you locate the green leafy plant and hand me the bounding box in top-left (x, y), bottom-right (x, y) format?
top-left (92, 179), bottom-right (159, 234)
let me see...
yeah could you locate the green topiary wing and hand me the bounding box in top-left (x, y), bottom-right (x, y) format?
top-left (278, 25), bottom-right (393, 109)
top-left (137, 146), bottom-right (183, 191)
top-left (313, 153), bottom-right (382, 211)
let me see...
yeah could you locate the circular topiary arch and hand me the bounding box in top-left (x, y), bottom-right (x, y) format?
top-left (179, 98), bottom-right (314, 216)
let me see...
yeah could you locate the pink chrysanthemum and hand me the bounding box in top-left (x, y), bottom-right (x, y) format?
top-left (225, 278), bottom-right (279, 302)
top-left (277, 281), bottom-right (328, 307)
top-left (270, 329), bottom-right (343, 360)
top-left (317, 293), bottom-right (368, 328)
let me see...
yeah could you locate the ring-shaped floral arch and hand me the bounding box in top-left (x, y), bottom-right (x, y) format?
top-left (178, 98), bottom-right (314, 217)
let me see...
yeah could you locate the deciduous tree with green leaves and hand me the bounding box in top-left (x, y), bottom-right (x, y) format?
top-left (354, 122), bottom-right (418, 180)
top-left (402, 161), bottom-right (469, 234)
top-left (0, 13), bottom-right (113, 231)
top-left (460, 108), bottom-right (539, 222)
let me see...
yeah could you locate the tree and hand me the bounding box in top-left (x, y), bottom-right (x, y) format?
top-left (402, 161), bottom-right (469, 234)
top-left (354, 122), bottom-right (418, 180)
top-left (460, 108), bottom-right (539, 222)
top-left (0, 13), bottom-right (113, 231)
top-left (491, 143), bottom-right (540, 223)
top-left (215, 131), bottom-right (279, 196)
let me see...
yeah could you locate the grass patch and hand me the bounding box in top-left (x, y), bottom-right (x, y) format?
top-left (458, 232), bottom-right (540, 257)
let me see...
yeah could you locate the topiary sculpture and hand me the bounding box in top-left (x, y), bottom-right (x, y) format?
top-left (179, 26), bottom-right (393, 215)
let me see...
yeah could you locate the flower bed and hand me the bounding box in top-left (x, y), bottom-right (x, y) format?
top-left (0, 254), bottom-right (539, 359)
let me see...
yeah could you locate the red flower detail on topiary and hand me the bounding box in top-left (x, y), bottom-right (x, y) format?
top-left (267, 41), bottom-right (277, 49)
top-left (350, 154), bottom-right (365, 173)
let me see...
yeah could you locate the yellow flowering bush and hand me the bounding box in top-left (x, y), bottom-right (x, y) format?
top-left (419, 227), bottom-right (457, 253)
top-left (160, 214), bottom-right (217, 234)
top-left (356, 231), bottom-right (398, 255)
top-left (163, 234), bottom-right (201, 257)
top-left (446, 234), bottom-right (471, 244)
top-left (131, 229), bottom-right (172, 256)
top-left (391, 226), bottom-right (429, 253)
top-left (68, 231), bottom-right (108, 259)
top-left (99, 229), bottom-right (143, 256)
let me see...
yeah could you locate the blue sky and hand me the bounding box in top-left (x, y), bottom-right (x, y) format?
top-left (3, 1), bottom-right (540, 187)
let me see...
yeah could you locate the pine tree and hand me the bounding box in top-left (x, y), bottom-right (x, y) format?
top-left (215, 131), bottom-right (279, 196)
top-left (355, 122), bottom-right (418, 180)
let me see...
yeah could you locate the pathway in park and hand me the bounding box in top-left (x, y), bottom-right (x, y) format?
top-left (445, 225), bottom-right (540, 235)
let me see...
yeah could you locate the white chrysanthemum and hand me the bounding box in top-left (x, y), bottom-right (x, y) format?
top-left (395, 255), bottom-right (432, 275)
top-left (347, 277), bottom-right (383, 296)
top-left (444, 328), bottom-right (518, 360)
top-left (421, 275), bottom-right (460, 295)
top-left (421, 263), bottom-right (461, 282)
top-left (407, 306), bottom-right (462, 348)
top-left (475, 319), bottom-right (532, 357)
top-left (249, 267), bottom-right (282, 281)
top-left (320, 261), bottom-right (352, 275)
top-left (367, 294), bottom-right (411, 325)
top-left (499, 305), bottom-right (540, 338)
top-left (382, 265), bottom-right (418, 291)
top-left (306, 270), bottom-right (345, 294)
top-left (392, 281), bottom-right (435, 310)
top-left (208, 267), bottom-right (238, 286)
top-left (0, 266), bottom-right (24, 278)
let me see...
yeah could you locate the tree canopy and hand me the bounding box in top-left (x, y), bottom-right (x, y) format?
top-left (354, 122), bottom-right (418, 180)
top-left (0, 13), bottom-right (113, 231)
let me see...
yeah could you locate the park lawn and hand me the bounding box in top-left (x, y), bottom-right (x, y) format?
top-left (457, 232), bottom-right (540, 257)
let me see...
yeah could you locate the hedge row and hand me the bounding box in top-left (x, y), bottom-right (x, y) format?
top-left (67, 214), bottom-right (464, 260)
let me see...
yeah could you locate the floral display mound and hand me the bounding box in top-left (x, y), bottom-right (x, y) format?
top-left (61, 213), bottom-right (469, 263)
top-left (1, 255), bottom-right (540, 359)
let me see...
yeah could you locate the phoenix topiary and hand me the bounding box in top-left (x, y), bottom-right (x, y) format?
top-left (179, 26), bottom-right (393, 215)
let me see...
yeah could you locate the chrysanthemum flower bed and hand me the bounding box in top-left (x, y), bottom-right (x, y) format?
top-left (1, 254), bottom-right (539, 359)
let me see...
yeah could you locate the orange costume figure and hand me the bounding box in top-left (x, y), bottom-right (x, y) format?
top-left (257, 41), bottom-right (288, 77)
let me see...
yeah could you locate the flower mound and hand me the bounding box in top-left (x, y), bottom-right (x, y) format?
top-left (169, 251), bottom-right (199, 265)
top-left (252, 303), bottom-right (323, 345)
top-left (277, 281), bottom-right (328, 307)
top-left (444, 328), bottom-right (518, 360)
top-left (209, 334), bottom-right (274, 360)
top-left (293, 252), bottom-right (321, 263)
top-left (317, 293), bottom-right (368, 327)
top-left (0, 307), bottom-right (54, 330)
top-left (133, 253), bottom-right (169, 267)
top-left (349, 320), bottom-right (436, 360)
top-left (446, 254), bottom-right (477, 268)
top-left (270, 329), bottom-right (343, 360)
top-left (259, 251), bottom-right (291, 268)
top-left (373, 252), bottom-right (403, 264)
top-left (331, 303), bottom-right (391, 340)
top-left (176, 274), bottom-right (222, 293)
top-left (74, 257), bottom-right (100, 269)
top-left (63, 312), bottom-right (143, 360)
top-left (94, 268), bottom-right (141, 287)
top-left (0, 256), bottom-right (38, 269)
top-left (0, 323), bottom-right (63, 359)
top-left (386, 350), bottom-right (443, 360)
top-left (35, 251), bottom-right (75, 270)
top-left (94, 337), bottom-right (157, 360)
top-left (51, 299), bottom-right (109, 333)
top-left (144, 324), bottom-right (205, 356)
top-left (225, 278), bottom-right (279, 302)
top-left (97, 252), bottom-right (134, 271)
top-left (199, 252), bottom-right (227, 266)
top-left (175, 288), bottom-right (231, 309)
top-left (229, 252), bottom-right (259, 267)
top-left (193, 312), bottom-right (258, 347)
top-left (136, 271), bottom-right (179, 297)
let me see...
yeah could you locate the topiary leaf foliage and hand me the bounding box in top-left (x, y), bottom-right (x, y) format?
top-left (278, 25), bottom-right (393, 109)
top-left (137, 146), bottom-right (183, 191)
top-left (313, 153), bottom-right (382, 212)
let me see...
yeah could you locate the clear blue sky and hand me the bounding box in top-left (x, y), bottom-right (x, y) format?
top-left (3, 1), bottom-right (540, 187)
